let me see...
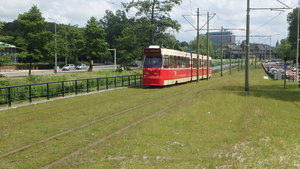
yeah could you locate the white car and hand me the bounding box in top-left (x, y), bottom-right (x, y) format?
top-left (62, 64), bottom-right (75, 71)
top-left (76, 64), bottom-right (87, 70)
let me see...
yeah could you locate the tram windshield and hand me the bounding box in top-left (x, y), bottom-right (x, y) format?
top-left (143, 55), bottom-right (162, 68)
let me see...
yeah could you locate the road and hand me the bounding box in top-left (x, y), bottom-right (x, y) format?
top-left (0, 65), bottom-right (118, 77)
top-left (262, 62), bottom-right (298, 81)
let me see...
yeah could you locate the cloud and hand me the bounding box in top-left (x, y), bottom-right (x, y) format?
top-left (0, 0), bottom-right (294, 45)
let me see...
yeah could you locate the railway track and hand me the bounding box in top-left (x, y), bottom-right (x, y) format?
top-left (0, 77), bottom-right (227, 168)
top-left (0, 89), bottom-right (151, 129)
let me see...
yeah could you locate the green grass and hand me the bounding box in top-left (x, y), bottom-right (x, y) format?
top-left (1, 65), bottom-right (300, 168)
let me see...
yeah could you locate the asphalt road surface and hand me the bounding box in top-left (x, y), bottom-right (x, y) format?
top-left (0, 65), bottom-right (118, 77)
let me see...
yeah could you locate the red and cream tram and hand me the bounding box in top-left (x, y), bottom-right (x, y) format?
top-left (142, 45), bottom-right (212, 86)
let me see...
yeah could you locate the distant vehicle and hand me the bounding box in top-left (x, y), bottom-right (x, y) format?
top-left (62, 64), bottom-right (75, 71)
top-left (269, 68), bottom-right (277, 72)
top-left (128, 62), bottom-right (139, 67)
top-left (266, 66), bottom-right (273, 71)
top-left (282, 71), bottom-right (289, 79)
top-left (76, 64), bottom-right (87, 70)
top-left (275, 61), bottom-right (279, 64)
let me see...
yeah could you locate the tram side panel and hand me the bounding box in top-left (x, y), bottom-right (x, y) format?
top-left (143, 68), bottom-right (192, 86)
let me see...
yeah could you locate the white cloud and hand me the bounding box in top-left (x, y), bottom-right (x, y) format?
top-left (0, 0), bottom-right (295, 45)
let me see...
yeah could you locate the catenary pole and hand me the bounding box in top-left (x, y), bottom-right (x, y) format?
top-left (197, 8), bottom-right (200, 82)
top-left (245, 0), bottom-right (250, 94)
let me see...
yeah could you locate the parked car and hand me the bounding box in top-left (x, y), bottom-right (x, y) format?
top-left (128, 62), bottom-right (139, 67)
top-left (76, 64), bottom-right (87, 70)
top-left (62, 64), bottom-right (75, 71)
top-left (282, 71), bottom-right (289, 79)
top-left (266, 66), bottom-right (273, 71)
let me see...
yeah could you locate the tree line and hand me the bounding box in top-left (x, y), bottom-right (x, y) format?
top-left (1, 2), bottom-right (298, 75)
top-left (0, 1), bottom-right (217, 74)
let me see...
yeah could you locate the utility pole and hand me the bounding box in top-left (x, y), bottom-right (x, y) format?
top-left (209, 28), bottom-right (244, 77)
top-left (245, 0), bottom-right (250, 94)
top-left (196, 8), bottom-right (200, 82)
top-left (183, 11), bottom-right (216, 82)
top-left (245, 0), bottom-right (291, 94)
top-left (221, 27), bottom-right (224, 77)
top-left (207, 12), bottom-right (210, 80)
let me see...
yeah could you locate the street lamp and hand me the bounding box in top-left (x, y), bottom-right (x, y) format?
top-left (48, 18), bottom-right (57, 73)
top-left (108, 49), bottom-right (117, 70)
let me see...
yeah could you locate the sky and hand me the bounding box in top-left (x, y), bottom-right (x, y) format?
top-left (0, 0), bottom-right (297, 46)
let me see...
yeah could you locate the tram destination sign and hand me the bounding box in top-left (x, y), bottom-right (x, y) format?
top-left (144, 49), bottom-right (161, 53)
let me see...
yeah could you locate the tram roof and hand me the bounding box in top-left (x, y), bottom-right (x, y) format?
top-left (146, 46), bottom-right (211, 60)
top-left (160, 48), bottom-right (210, 59)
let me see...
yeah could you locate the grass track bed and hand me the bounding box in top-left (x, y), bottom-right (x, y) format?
top-left (1, 65), bottom-right (300, 168)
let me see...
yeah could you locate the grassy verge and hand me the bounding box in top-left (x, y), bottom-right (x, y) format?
top-left (1, 65), bottom-right (300, 168)
top-left (57, 67), bottom-right (300, 168)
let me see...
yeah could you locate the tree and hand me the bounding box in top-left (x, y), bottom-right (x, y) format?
top-left (155, 33), bottom-right (182, 50)
top-left (83, 17), bottom-right (108, 71)
top-left (101, 10), bottom-right (135, 48)
top-left (275, 38), bottom-right (292, 60)
top-left (116, 24), bottom-right (147, 66)
top-left (287, 8), bottom-right (299, 51)
top-left (189, 34), bottom-right (214, 57)
top-left (56, 24), bottom-right (84, 65)
top-left (16, 5), bottom-right (52, 75)
top-left (122, 0), bottom-right (181, 45)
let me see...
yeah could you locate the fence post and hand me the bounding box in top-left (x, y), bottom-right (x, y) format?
top-left (122, 76), bottom-right (124, 87)
top-left (106, 77), bottom-right (109, 90)
top-left (128, 76), bottom-right (131, 86)
top-left (97, 78), bottom-right (99, 91)
top-left (29, 85), bottom-right (32, 103)
top-left (114, 77), bottom-right (117, 88)
top-left (140, 74), bottom-right (142, 84)
top-left (62, 82), bottom-right (65, 97)
top-left (87, 79), bottom-right (89, 93)
top-left (47, 83), bottom-right (50, 100)
top-left (75, 80), bottom-right (78, 95)
top-left (8, 87), bottom-right (11, 107)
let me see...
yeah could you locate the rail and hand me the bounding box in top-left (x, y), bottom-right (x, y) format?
top-left (0, 74), bottom-right (142, 107)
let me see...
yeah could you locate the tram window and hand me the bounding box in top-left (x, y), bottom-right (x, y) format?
top-left (169, 56), bottom-right (174, 68)
top-left (185, 57), bottom-right (189, 68)
top-left (193, 58), bottom-right (197, 68)
top-left (163, 55), bottom-right (170, 68)
top-left (143, 55), bottom-right (162, 68)
top-left (193, 58), bottom-right (202, 68)
top-left (176, 56), bottom-right (181, 68)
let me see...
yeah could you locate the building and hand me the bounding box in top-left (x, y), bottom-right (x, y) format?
top-left (208, 31), bottom-right (235, 44)
top-left (0, 42), bottom-right (19, 63)
top-left (221, 43), bottom-right (276, 60)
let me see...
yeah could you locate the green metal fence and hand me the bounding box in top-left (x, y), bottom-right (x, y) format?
top-left (0, 74), bottom-right (142, 107)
